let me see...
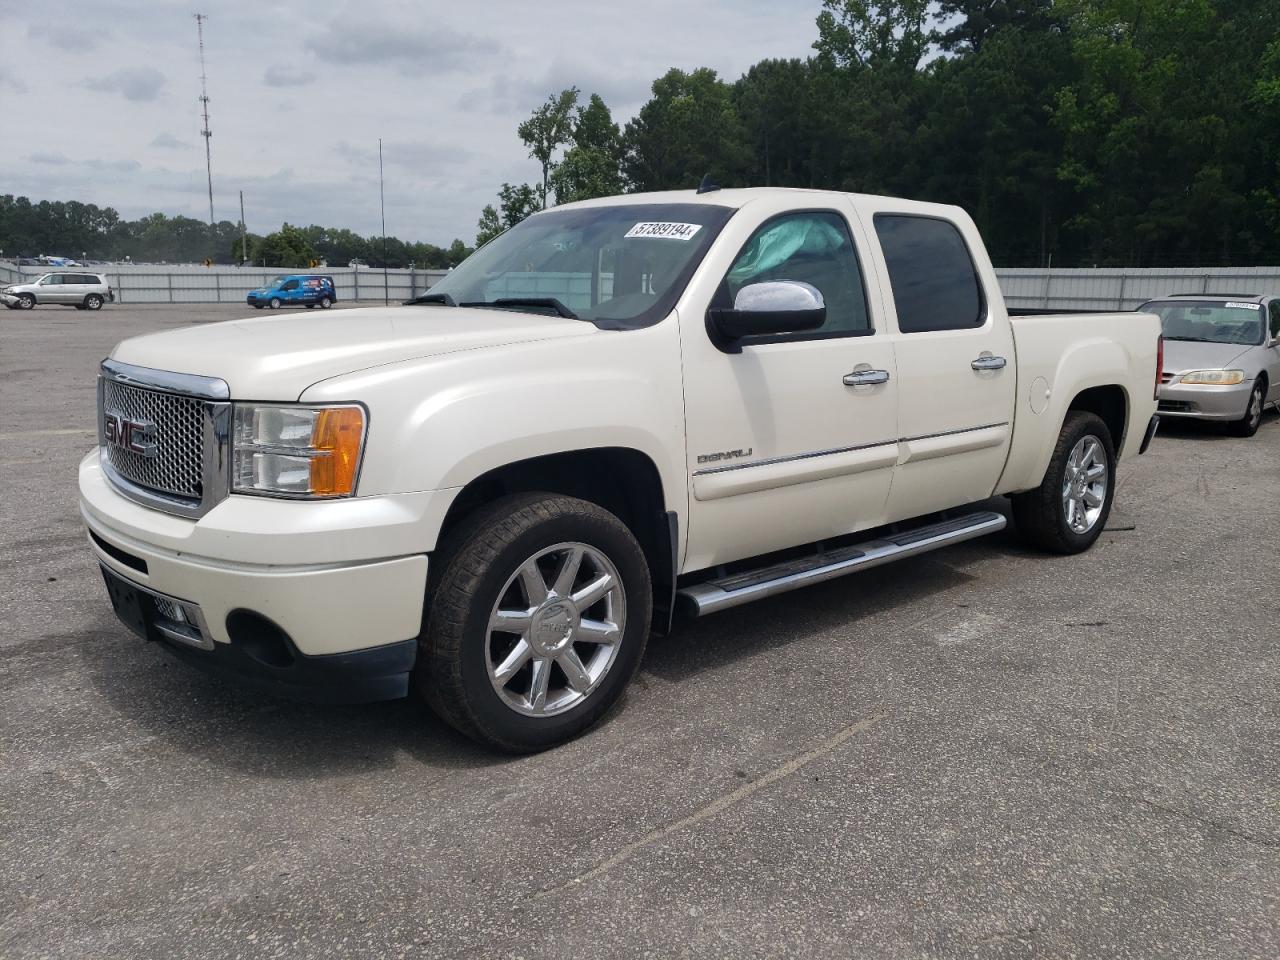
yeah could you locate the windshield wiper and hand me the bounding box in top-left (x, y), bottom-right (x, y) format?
top-left (459, 297), bottom-right (579, 320)
top-left (403, 292), bottom-right (456, 306)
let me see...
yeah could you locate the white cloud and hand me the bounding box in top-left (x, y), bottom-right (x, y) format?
top-left (151, 132), bottom-right (190, 149)
top-left (263, 65), bottom-right (316, 87)
top-left (82, 67), bottom-right (166, 102)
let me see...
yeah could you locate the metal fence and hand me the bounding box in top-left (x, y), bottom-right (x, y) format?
top-left (0, 262), bottom-right (448, 304)
top-left (2, 261), bottom-right (1278, 309)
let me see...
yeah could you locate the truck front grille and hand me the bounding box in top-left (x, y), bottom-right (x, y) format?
top-left (101, 379), bottom-right (206, 500)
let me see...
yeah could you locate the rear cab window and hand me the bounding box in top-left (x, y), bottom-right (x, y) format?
top-left (873, 214), bottom-right (985, 333)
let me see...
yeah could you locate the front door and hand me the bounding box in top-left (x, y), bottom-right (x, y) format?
top-left (679, 199), bottom-right (899, 572)
top-left (861, 207), bottom-right (1017, 520)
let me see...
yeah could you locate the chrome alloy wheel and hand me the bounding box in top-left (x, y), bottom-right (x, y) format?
top-left (486, 542), bottom-right (626, 717)
top-left (1062, 434), bottom-right (1108, 534)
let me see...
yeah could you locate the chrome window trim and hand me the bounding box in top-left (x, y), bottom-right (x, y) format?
top-left (101, 358), bottom-right (230, 401)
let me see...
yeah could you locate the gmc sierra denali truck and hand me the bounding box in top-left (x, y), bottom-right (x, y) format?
top-left (80, 188), bottom-right (1162, 751)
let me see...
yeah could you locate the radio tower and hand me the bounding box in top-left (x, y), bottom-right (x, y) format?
top-left (195, 13), bottom-right (214, 225)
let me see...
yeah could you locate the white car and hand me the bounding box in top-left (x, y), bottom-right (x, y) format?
top-left (4, 272), bottom-right (114, 310)
top-left (80, 188), bottom-right (1161, 751)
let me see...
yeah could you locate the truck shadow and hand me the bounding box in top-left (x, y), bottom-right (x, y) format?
top-left (77, 502), bottom-right (1031, 776)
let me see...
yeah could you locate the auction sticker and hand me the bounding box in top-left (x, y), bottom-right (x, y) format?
top-left (625, 222), bottom-right (703, 241)
top-left (1225, 301), bottom-right (1260, 309)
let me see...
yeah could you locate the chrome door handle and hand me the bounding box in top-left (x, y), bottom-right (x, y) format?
top-left (971, 356), bottom-right (1008, 371)
top-left (843, 369), bottom-right (891, 386)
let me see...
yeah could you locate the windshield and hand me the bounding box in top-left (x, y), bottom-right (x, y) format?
top-left (1143, 299), bottom-right (1265, 345)
top-left (422, 203), bottom-right (735, 327)
top-left (269, 275), bottom-right (289, 288)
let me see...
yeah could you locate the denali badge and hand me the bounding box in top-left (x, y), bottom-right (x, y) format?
top-left (697, 447), bottom-right (753, 465)
top-left (104, 412), bottom-right (157, 458)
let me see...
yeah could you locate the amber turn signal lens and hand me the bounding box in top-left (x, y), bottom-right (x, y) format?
top-left (309, 406), bottom-right (365, 495)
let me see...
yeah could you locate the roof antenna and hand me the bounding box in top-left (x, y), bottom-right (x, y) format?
top-left (697, 173), bottom-right (721, 195)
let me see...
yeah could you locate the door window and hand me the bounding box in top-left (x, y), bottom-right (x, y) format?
top-left (874, 214), bottom-right (984, 333)
top-left (720, 211), bottom-right (871, 339)
top-left (1270, 300), bottom-right (1280, 340)
top-left (281, 280), bottom-right (300, 291)
top-left (39, 275), bottom-right (61, 285)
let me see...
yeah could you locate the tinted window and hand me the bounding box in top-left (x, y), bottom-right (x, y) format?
top-left (874, 215), bottom-right (983, 333)
top-left (721, 211), bottom-right (870, 337)
top-left (1270, 300), bottom-right (1280, 339)
top-left (281, 279), bottom-right (300, 291)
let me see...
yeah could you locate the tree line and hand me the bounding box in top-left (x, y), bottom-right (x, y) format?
top-left (481, 0), bottom-right (1280, 267)
top-left (0, 195), bottom-right (472, 269)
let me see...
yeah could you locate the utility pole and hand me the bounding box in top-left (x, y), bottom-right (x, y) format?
top-left (195, 14), bottom-right (214, 226)
top-left (239, 191), bottom-right (248, 265)
top-left (379, 138), bottom-right (389, 306)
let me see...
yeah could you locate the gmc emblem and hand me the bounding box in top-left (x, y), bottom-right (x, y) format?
top-left (104, 411), bottom-right (157, 458)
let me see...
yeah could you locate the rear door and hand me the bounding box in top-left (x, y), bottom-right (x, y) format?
top-left (860, 206), bottom-right (1016, 521)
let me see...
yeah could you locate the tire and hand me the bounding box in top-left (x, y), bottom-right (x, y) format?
top-left (1228, 379), bottom-right (1265, 438)
top-left (84, 294), bottom-right (104, 310)
top-left (417, 493), bottom-right (652, 752)
top-left (16, 294), bottom-right (34, 310)
top-left (319, 297), bottom-right (332, 309)
top-left (1012, 411), bottom-right (1116, 554)
top-left (269, 297), bottom-right (281, 309)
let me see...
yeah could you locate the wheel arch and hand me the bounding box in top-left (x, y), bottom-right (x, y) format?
top-left (1066, 384), bottom-right (1128, 453)
top-left (435, 447), bottom-right (679, 635)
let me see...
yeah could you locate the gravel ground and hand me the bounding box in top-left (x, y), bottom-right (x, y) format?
top-left (2, 304), bottom-right (1278, 959)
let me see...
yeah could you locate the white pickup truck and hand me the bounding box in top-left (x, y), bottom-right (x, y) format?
top-left (81, 188), bottom-right (1161, 751)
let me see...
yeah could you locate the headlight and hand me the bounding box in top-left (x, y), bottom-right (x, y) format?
top-left (1178, 369), bottom-right (1245, 385)
top-left (232, 404), bottom-right (366, 497)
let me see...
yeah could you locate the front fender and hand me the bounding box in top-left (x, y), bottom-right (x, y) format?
top-left (300, 323), bottom-right (689, 526)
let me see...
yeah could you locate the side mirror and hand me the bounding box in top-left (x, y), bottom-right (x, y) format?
top-left (708, 280), bottom-right (827, 343)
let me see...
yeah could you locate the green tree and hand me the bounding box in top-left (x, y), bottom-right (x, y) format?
top-left (253, 224), bottom-right (317, 267)
top-left (549, 94), bottom-right (624, 203)
top-left (475, 204), bottom-right (503, 247)
top-left (621, 68), bottom-right (748, 191)
top-left (518, 87), bottom-right (580, 208)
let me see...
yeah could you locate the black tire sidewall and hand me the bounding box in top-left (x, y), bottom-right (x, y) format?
top-left (85, 295), bottom-right (102, 310)
top-left (1233, 381), bottom-right (1264, 437)
top-left (1048, 415), bottom-right (1116, 550)
top-left (439, 505), bottom-right (651, 751)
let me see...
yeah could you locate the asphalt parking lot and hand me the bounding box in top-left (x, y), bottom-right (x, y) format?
top-left (2, 303), bottom-right (1278, 959)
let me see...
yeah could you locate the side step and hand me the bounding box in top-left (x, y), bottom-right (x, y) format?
top-left (676, 510), bottom-right (1007, 616)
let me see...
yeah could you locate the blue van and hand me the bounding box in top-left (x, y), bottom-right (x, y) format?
top-left (246, 274), bottom-right (337, 309)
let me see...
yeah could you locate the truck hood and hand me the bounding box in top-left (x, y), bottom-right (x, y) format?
top-left (109, 305), bottom-right (600, 399)
top-left (1162, 339), bottom-right (1253, 374)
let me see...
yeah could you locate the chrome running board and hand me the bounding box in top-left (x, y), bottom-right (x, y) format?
top-left (676, 511), bottom-right (1007, 616)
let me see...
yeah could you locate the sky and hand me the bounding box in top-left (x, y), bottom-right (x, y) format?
top-left (0, 0), bottom-right (822, 246)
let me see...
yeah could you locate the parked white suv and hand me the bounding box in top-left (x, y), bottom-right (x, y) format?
top-left (80, 188), bottom-right (1162, 751)
top-left (3, 272), bottom-right (114, 310)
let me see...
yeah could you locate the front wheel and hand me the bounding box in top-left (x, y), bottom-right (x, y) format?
top-left (1012, 411), bottom-right (1116, 554)
top-left (16, 294), bottom-right (35, 310)
top-left (417, 493), bottom-right (652, 752)
top-left (1228, 380), bottom-right (1265, 438)
top-left (269, 297), bottom-right (281, 309)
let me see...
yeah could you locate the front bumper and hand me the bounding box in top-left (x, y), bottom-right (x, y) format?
top-left (80, 451), bottom-right (445, 700)
top-left (1, 292), bottom-right (19, 308)
top-left (1157, 379), bottom-right (1253, 420)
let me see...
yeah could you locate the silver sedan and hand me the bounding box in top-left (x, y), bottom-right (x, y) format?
top-left (1143, 294), bottom-right (1280, 437)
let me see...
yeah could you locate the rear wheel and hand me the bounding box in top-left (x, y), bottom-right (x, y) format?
top-left (417, 493), bottom-right (652, 752)
top-left (84, 294), bottom-right (104, 310)
top-left (1012, 411), bottom-right (1115, 554)
top-left (1228, 380), bottom-right (1265, 438)
top-left (319, 296), bottom-right (333, 309)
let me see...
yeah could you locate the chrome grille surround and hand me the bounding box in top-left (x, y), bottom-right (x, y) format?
top-left (98, 359), bottom-right (232, 519)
